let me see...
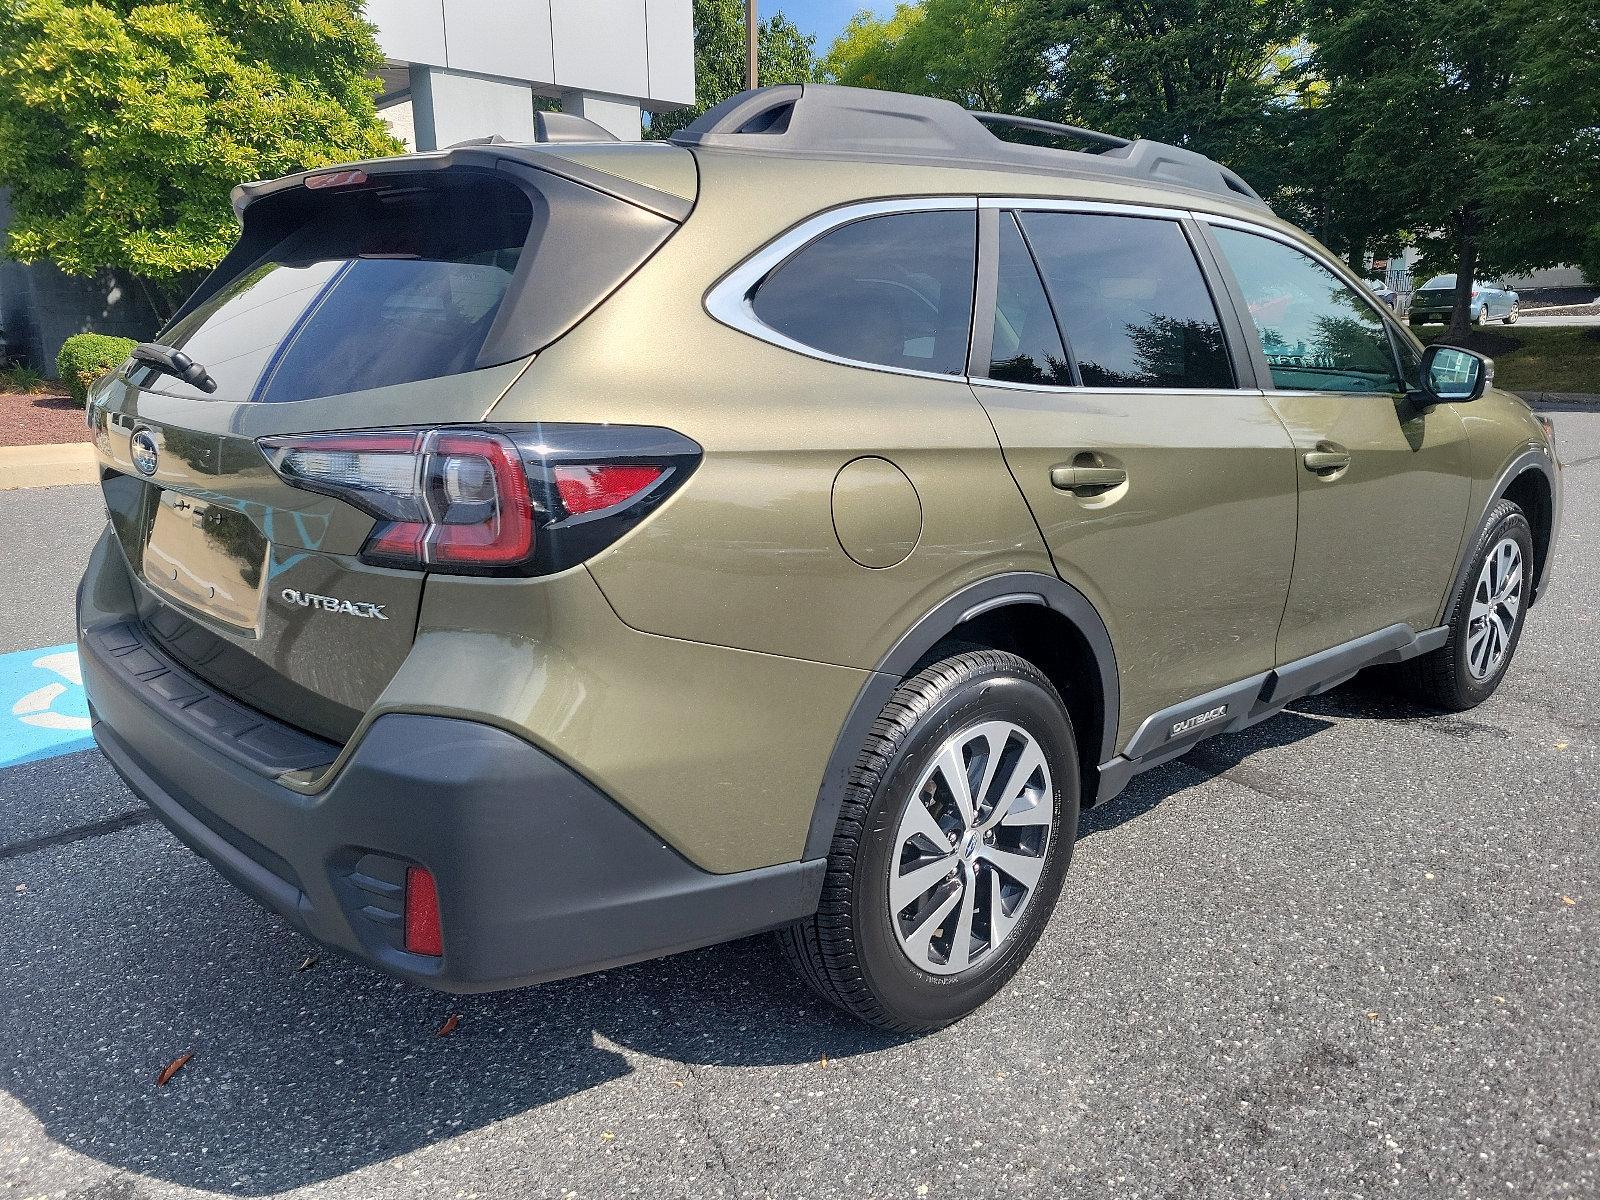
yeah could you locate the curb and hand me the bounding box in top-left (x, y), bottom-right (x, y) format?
top-left (0, 442), bottom-right (98, 491)
top-left (1516, 392), bottom-right (1600, 406)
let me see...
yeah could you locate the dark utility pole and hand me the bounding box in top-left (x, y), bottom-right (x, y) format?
top-left (746, 0), bottom-right (758, 90)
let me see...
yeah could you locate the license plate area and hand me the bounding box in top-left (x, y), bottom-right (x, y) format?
top-left (142, 490), bottom-right (268, 635)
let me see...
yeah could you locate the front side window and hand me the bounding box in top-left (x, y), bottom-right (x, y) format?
top-left (751, 210), bottom-right (976, 375)
top-left (1018, 212), bottom-right (1234, 390)
top-left (1213, 227), bottom-right (1402, 393)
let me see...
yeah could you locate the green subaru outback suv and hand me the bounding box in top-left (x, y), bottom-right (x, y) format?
top-left (78, 86), bottom-right (1560, 1031)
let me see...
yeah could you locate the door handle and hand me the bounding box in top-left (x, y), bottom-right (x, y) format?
top-left (1051, 465), bottom-right (1127, 491)
top-left (1302, 448), bottom-right (1351, 473)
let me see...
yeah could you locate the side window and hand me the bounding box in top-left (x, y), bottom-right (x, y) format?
top-left (1018, 212), bottom-right (1234, 390)
top-left (989, 214), bottom-right (1072, 385)
top-left (751, 210), bottom-right (976, 375)
top-left (1211, 227), bottom-right (1402, 394)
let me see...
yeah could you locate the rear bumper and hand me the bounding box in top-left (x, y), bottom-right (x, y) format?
top-left (78, 538), bottom-right (823, 993)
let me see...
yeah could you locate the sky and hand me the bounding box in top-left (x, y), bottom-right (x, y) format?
top-left (767, 1), bottom-right (898, 56)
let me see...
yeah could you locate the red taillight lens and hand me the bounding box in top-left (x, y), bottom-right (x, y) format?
top-left (259, 429), bottom-right (534, 573)
top-left (404, 865), bottom-right (443, 957)
top-left (260, 423), bottom-right (701, 576)
top-left (553, 463), bottom-right (664, 514)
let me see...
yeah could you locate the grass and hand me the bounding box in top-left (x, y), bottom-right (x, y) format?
top-left (0, 364), bottom-right (52, 394)
top-left (1415, 324), bottom-right (1600, 395)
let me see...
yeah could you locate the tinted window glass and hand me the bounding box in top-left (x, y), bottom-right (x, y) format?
top-left (989, 215), bottom-right (1072, 385)
top-left (1214, 227), bottom-right (1402, 393)
top-left (1391, 328), bottom-right (1423, 391)
top-left (151, 174), bottom-right (532, 403)
top-left (752, 210), bottom-right (976, 375)
top-left (1019, 212), bottom-right (1233, 390)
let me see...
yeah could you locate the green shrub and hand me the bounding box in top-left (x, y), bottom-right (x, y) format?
top-left (56, 333), bottom-right (136, 406)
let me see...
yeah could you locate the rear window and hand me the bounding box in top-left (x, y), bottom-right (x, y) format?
top-left (147, 175), bottom-right (531, 404)
top-left (751, 210), bottom-right (977, 376)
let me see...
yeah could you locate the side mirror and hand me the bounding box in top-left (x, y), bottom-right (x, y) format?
top-left (1419, 343), bottom-right (1492, 403)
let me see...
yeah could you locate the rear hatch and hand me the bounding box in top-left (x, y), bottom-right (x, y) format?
top-left (90, 145), bottom-right (692, 743)
top-left (1413, 279), bottom-right (1456, 311)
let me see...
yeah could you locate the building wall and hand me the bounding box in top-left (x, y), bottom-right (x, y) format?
top-left (365, 0), bottom-right (694, 141)
top-left (1504, 266), bottom-right (1592, 291)
top-left (0, 191), bottom-right (160, 375)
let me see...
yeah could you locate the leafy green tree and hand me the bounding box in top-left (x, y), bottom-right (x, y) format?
top-left (0, 0), bottom-right (401, 318)
top-left (1268, 89), bottom-right (1420, 274)
top-left (647, 0), bottom-right (816, 140)
top-left (822, 0), bottom-right (1024, 111)
top-left (1003, 0), bottom-right (1304, 190)
top-left (1308, 0), bottom-right (1600, 337)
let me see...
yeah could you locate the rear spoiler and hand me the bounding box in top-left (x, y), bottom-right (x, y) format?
top-left (159, 146), bottom-right (695, 370)
top-left (231, 143), bottom-right (692, 224)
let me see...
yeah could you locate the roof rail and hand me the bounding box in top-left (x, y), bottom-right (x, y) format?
top-left (970, 111), bottom-right (1131, 151)
top-left (672, 84), bottom-right (1266, 210)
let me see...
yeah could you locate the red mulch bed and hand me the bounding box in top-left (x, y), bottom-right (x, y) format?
top-left (0, 388), bottom-right (93, 446)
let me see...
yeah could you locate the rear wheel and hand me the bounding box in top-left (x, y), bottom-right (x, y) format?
top-left (780, 650), bottom-right (1079, 1032)
top-left (1475, 303), bottom-right (1490, 326)
top-left (1390, 500), bottom-right (1533, 711)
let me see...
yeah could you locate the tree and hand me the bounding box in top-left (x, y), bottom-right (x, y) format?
top-left (1270, 85), bottom-right (1421, 274)
top-left (647, 0), bottom-right (816, 141)
top-left (1308, 0), bottom-right (1600, 337)
top-left (1002, 0), bottom-right (1305, 191)
top-left (0, 0), bottom-right (401, 318)
top-left (821, 0), bottom-right (1024, 112)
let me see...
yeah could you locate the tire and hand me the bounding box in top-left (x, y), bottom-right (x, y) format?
top-left (1393, 500), bottom-right (1534, 711)
top-left (779, 649), bottom-right (1080, 1032)
top-left (1504, 303), bottom-right (1519, 325)
top-left (1475, 304), bottom-right (1489, 326)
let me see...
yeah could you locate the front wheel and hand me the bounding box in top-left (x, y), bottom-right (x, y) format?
top-left (780, 650), bottom-right (1079, 1032)
top-left (1504, 302), bottom-right (1520, 325)
top-left (1391, 500), bottom-right (1534, 711)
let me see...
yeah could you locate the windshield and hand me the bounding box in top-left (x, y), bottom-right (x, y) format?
top-left (144, 174), bottom-right (532, 403)
top-left (1420, 275), bottom-right (1457, 290)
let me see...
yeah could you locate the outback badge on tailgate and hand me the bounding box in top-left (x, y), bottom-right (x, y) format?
top-left (279, 588), bottom-right (389, 620)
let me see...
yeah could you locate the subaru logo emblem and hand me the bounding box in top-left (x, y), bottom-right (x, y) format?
top-left (130, 428), bottom-right (159, 476)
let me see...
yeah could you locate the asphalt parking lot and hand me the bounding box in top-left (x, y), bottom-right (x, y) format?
top-left (1, 407), bottom-right (1596, 1200)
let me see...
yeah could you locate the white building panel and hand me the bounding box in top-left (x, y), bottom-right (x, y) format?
top-left (644, 0), bottom-right (695, 107)
top-left (366, 0), bottom-right (447, 67)
top-left (443, 0), bottom-right (555, 85)
top-left (551, 0), bottom-right (650, 99)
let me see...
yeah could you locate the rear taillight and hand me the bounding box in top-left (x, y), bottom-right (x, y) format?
top-left (553, 463), bottom-right (665, 514)
top-left (259, 423), bottom-right (699, 576)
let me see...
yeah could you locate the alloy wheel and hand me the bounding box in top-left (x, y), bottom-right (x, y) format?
top-left (1467, 537), bottom-right (1523, 680)
top-left (888, 720), bottom-right (1053, 975)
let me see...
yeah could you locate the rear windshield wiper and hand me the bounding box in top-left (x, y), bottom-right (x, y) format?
top-left (131, 342), bottom-right (218, 394)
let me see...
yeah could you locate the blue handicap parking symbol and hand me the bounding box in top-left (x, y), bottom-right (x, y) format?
top-left (0, 643), bottom-right (95, 768)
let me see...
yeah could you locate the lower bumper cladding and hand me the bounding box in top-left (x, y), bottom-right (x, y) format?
top-left (79, 615), bottom-right (824, 993)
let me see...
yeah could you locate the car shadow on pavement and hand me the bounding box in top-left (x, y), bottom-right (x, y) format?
top-left (0, 692), bottom-right (1362, 1196)
top-left (0, 818), bottom-right (910, 1195)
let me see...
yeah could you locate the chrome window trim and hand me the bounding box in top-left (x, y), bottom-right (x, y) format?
top-left (705, 193), bottom-right (1409, 397)
top-left (980, 196), bottom-right (1193, 222)
top-left (704, 196), bottom-right (980, 385)
top-left (977, 378), bottom-right (1270, 398)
